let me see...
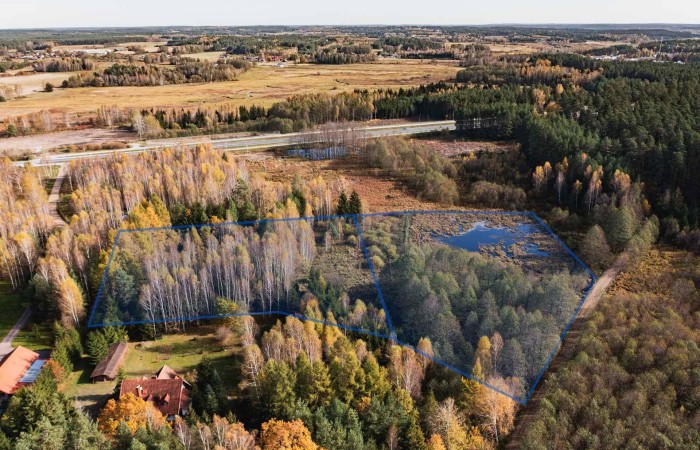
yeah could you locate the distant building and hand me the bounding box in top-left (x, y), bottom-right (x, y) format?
top-left (0, 346), bottom-right (45, 400)
top-left (119, 365), bottom-right (191, 420)
top-left (90, 342), bottom-right (128, 382)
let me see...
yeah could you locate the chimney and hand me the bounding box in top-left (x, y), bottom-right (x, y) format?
top-left (136, 384), bottom-right (143, 397)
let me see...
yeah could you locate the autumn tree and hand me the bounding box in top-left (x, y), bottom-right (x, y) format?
top-left (259, 419), bottom-right (318, 450)
top-left (474, 377), bottom-right (518, 446)
top-left (97, 393), bottom-right (166, 438)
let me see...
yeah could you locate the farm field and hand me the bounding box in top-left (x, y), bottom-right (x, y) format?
top-left (0, 70), bottom-right (86, 98)
top-left (0, 59), bottom-right (460, 121)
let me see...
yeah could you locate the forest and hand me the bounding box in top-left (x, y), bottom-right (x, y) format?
top-left (114, 56), bottom-right (699, 247)
top-left (94, 216), bottom-right (389, 340)
top-left (517, 248), bottom-right (700, 449)
top-left (0, 143), bottom-right (531, 449)
top-left (61, 59), bottom-right (250, 88)
top-left (0, 22), bottom-right (699, 448)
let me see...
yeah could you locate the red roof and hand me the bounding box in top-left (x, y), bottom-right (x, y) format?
top-left (153, 364), bottom-right (180, 380)
top-left (0, 346), bottom-right (39, 395)
top-left (119, 366), bottom-right (190, 416)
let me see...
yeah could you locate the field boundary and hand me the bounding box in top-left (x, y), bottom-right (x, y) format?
top-left (88, 210), bottom-right (597, 404)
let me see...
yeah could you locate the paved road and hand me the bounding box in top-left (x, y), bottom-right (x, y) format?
top-left (17, 120), bottom-right (456, 167)
top-left (505, 254), bottom-right (627, 448)
top-left (0, 308), bottom-right (32, 359)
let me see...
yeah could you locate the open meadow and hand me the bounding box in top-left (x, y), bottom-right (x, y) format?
top-left (0, 59), bottom-right (460, 122)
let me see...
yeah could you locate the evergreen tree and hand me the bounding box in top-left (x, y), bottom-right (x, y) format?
top-left (336, 191), bottom-right (349, 215)
top-left (259, 360), bottom-right (298, 419)
top-left (348, 190), bottom-right (362, 215)
top-left (191, 357), bottom-right (227, 417)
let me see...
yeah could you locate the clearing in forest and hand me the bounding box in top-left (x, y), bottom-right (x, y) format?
top-left (89, 211), bottom-right (595, 403)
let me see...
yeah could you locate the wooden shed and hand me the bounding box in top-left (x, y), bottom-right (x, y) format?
top-left (90, 342), bottom-right (128, 382)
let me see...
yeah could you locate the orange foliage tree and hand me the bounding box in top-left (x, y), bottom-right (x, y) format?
top-left (97, 393), bottom-right (167, 438)
top-left (259, 419), bottom-right (318, 450)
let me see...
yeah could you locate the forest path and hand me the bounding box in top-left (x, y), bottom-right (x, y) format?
top-left (505, 254), bottom-right (627, 448)
top-left (48, 163), bottom-right (68, 227)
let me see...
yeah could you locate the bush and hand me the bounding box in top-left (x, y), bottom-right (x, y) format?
top-left (369, 255), bottom-right (385, 270)
top-left (215, 326), bottom-right (234, 346)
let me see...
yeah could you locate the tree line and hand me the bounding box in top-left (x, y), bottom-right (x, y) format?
top-left (61, 59), bottom-right (249, 88)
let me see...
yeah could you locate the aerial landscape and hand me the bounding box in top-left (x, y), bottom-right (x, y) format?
top-left (0, 1), bottom-right (698, 449)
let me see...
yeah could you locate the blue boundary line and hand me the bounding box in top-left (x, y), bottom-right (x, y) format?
top-left (354, 214), bottom-right (397, 340)
top-left (87, 210), bottom-right (597, 404)
top-left (87, 229), bottom-right (123, 328)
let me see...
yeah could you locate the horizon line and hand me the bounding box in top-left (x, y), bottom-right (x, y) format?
top-left (2, 22), bottom-right (700, 32)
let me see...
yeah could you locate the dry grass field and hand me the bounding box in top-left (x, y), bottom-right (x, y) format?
top-left (245, 153), bottom-right (457, 213)
top-left (0, 70), bottom-right (86, 97)
top-left (52, 40), bottom-right (168, 53)
top-left (184, 51), bottom-right (227, 61)
top-left (0, 59), bottom-right (460, 122)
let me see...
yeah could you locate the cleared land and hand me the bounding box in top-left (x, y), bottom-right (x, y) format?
top-left (0, 60), bottom-right (460, 121)
top-left (184, 51), bottom-right (226, 61)
top-left (0, 70), bottom-right (86, 98)
top-left (247, 154), bottom-right (451, 213)
top-left (0, 128), bottom-right (136, 153)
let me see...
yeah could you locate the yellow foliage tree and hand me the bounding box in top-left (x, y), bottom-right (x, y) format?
top-left (98, 393), bottom-right (167, 438)
top-left (427, 434), bottom-right (447, 450)
top-left (259, 419), bottom-right (318, 450)
top-left (475, 377), bottom-right (518, 447)
top-left (475, 336), bottom-right (492, 377)
top-left (57, 274), bottom-right (85, 327)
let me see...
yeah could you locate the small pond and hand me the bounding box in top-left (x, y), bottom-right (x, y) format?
top-left (287, 147), bottom-right (348, 160)
top-left (433, 221), bottom-right (548, 257)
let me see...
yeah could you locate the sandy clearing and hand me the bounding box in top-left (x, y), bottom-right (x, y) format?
top-left (0, 128), bottom-right (136, 153)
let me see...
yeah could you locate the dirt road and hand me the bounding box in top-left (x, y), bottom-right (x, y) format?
top-left (47, 164), bottom-right (68, 227)
top-left (505, 254), bottom-right (627, 448)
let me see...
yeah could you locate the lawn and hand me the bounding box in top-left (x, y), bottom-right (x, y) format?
top-left (0, 281), bottom-right (27, 339)
top-left (123, 327), bottom-right (242, 391)
top-left (63, 358), bottom-right (116, 417)
top-left (12, 322), bottom-right (53, 352)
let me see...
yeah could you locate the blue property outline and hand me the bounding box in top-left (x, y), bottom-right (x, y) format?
top-left (88, 210), bottom-right (597, 405)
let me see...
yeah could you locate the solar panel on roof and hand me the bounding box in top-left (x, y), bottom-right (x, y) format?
top-left (19, 359), bottom-right (45, 383)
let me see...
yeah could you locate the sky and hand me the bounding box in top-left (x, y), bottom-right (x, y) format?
top-left (0, 0), bottom-right (698, 29)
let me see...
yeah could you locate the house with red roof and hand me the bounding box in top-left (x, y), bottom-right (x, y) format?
top-left (119, 365), bottom-right (191, 420)
top-left (0, 346), bottom-right (45, 401)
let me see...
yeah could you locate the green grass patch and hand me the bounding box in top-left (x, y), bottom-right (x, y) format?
top-left (63, 357), bottom-right (115, 418)
top-left (43, 178), bottom-right (57, 195)
top-left (0, 281), bottom-right (27, 338)
top-left (13, 322), bottom-right (53, 351)
top-left (123, 327), bottom-right (242, 395)
top-left (57, 194), bottom-right (74, 222)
